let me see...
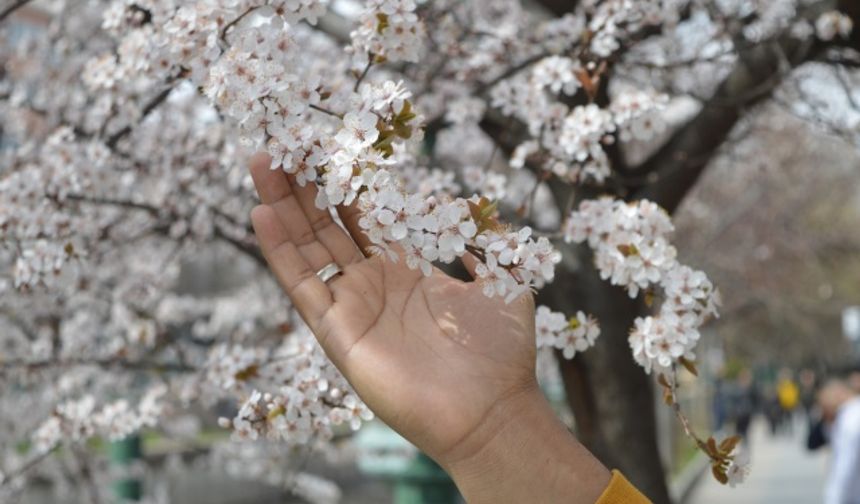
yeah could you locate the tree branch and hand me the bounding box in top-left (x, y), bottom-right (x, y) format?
top-left (105, 84), bottom-right (176, 149)
top-left (354, 55), bottom-right (374, 92)
top-left (633, 36), bottom-right (818, 213)
top-left (214, 225), bottom-right (266, 267)
top-left (220, 7), bottom-right (257, 45)
top-left (0, 0), bottom-right (32, 23)
top-left (532, 0), bottom-right (579, 17)
top-left (0, 448), bottom-right (55, 488)
top-left (474, 52), bottom-right (548, 96)
top-left (0, 357), bottom-right (196, 373)
top-left (62, 193), bottom-right (161, 215)
top-left (59, 193), bottom-right (267, 268)
top-left (815, 47), bottom-right (860, 67)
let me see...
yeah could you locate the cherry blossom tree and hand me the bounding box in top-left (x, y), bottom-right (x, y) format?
top-left (674, 110), bottom-right (860, 364)
top-left (1, 0), bottom-right (858, 502)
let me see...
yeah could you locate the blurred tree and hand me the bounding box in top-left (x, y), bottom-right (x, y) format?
top-left (675, 110), bottom-right (860, 366)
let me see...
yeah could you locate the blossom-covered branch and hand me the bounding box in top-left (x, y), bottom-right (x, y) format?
top-left (2, 0), bottom-right (856, 498)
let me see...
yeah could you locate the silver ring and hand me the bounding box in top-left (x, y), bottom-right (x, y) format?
top-left (315, 262), bottom-right (342, 284)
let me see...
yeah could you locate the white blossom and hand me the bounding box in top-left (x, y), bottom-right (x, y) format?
top-left (726, 447), bottom-right (751, 487)
top-left (815, 11), bottom-right (853, 41)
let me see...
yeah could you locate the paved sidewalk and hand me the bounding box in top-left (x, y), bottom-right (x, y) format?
top-left (688, 418), bottom-right (829, 504)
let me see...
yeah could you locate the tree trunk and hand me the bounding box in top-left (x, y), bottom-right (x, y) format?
top-left (482, 7), bottom-right (856, 499)
top-left (539, 240), bottom-right (672, 503)
top-left (537, 21), bottom-right (827, 504)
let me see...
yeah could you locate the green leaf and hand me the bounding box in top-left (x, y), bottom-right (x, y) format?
top-left (267, 405), bottom-right (285, 420)
top-left (480, 200), bottom-right (499, 219)
top-left (617, 243), bottom-right (639, 257)
top-left (392, 123), bottom-right (413, 139)
top-left (375, 13), bottom-right (389, 34)
top-left (467, 198), bottom-right (502, 234)
top-left (396, 100), bottom-right (416, 123)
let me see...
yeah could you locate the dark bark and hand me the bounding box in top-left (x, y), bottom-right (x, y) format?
top-left (539, 242), bottom-right (671, 501)
top-left (482, 70), bottom-right (675, 500)
top-left (0, 0), bottom-right (33, 23)
top-left (478, 5), bottom-right (854, 501)
top-left (483, 108), bottom-right (677, 501)
top-left (838, 0), bottom-right (860, 49)
top-left (548, 31), bottom-right (820, 504)
top-left (532, 0), bottom-right (578, 17)
top-left (635, 37), bottom-right (814, 212)
top-left (547, 22), bottom-right (828, 504)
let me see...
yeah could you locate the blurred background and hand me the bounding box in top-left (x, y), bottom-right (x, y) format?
top-left (2, 0), bottom-right (860, 503)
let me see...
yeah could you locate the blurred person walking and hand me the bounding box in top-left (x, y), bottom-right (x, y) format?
top-left (763, 383), bottom-right (783, 435)
top-left (849, 369), bottom-right (860, 393)
top-left (731, 369), bottom-right (758, 442)
top-left (777, 369), bottom-right (800, 434)
top-left (800, 369), bottom-right (818, 418)
top-left (800, 369), bottom-right (830, 451)
top-left (712, 374), bottom-right (728, 432)
top-left (818, 380), bottom-right (860, 504)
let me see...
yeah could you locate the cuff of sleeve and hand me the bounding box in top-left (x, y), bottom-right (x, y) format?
top-left (594, 470), bottom-right (652, 504)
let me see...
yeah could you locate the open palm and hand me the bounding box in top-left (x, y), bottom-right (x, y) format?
top-left (247, 153), bottom-right (539, 463)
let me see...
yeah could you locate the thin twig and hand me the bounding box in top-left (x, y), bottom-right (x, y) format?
top-left (308, 103), bottom-right (343, 119)
top-left (834, 65), bottom-right (860, 111)
top-left (106, 84), bottom-right (176, 149)
top-left (213, 225), bottom-right (266, 267)
top-left (62, 193), bottom-right (161, 215)
top-left (354, 54), bottom-right (374, 92)
top-left (0, 449), bottom-right (55, 488)
top-left (0, 357), bottom-right (196, 373)
top-left (474, 52), bottom-right (548, 96)
top-left (61, 193), bottom-right (268, 268)
top-left (0, 0), bottom-right (32, 23)
top-left (666, 366), bottom-right (709, 453)
top-left (619, 50), bottom-right (735, 70)
top-left (220, 7), bottom-right (256, 45)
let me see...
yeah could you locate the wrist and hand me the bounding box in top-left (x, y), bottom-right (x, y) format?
top-left (439, 384), bottom-right (611, 504)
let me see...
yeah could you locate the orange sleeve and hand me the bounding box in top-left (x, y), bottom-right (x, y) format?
top-left (595, 470), bottom-right (653, 504)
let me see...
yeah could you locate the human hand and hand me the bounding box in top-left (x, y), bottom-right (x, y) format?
top-left (248, 153), bottom-right (610, 503)
top-left (247, 152), bottom-right (537, 460)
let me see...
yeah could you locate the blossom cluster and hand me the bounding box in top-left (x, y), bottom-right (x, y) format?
top-left (1, 126), bottom-right (114, 289)
top-left (565, 198), bottom-right (719, 373)
top-left (84, 0), bottom-right (561, 301)
top-left (815, 11), bottom-right (854, 41)
top-left (32, 385), bottom-right (167, 454)
top-left (725, 446), bottom-right (751, 487)
top-left (358, 172), bottom-right (561, 300)
top-left (535, 306), bottom-right (600, 359)
top-left (473, 0), bottom-right (675, 184)
top-left (565, 198), bottom-right (677, 297)
top-left (214, 330), bottom-right (373, 444)
top-left (492, 68), bottom-right (668, 183)
top-left (350, 0), bottom-right (425, 64)
top-left (12, 0), bottom-right (847, 494)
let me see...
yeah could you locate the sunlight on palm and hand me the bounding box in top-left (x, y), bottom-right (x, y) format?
top-left (248, 152), bottom-right (538, 460)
